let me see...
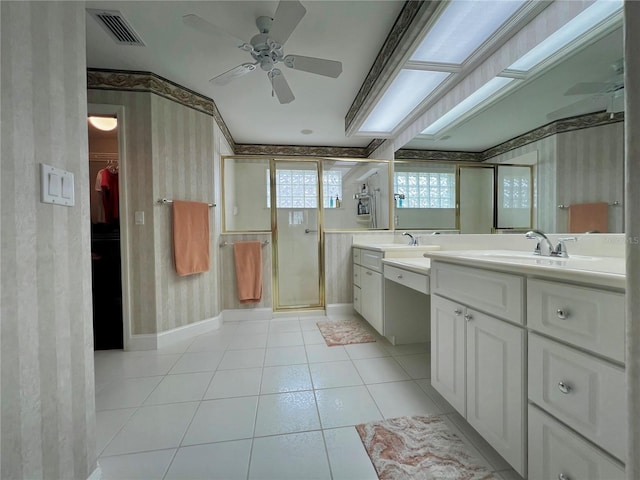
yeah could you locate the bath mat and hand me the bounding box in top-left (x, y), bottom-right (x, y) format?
top-left (356, 416), bottom-right (495, 480)
top-left (316, 320), bottom-right (376, 346)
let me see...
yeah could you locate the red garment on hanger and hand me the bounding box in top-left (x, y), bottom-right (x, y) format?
top-left (100, 169), bottom-right (119, 222)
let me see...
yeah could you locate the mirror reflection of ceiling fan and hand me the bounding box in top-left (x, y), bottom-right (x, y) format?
top-left (547, 59), bottom-right (624, 121)
top-left (183, 0), bottom-right (342, 104)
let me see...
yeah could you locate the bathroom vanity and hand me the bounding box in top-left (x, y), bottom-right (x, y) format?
top-left (424, 250), bottom-right (626, 479)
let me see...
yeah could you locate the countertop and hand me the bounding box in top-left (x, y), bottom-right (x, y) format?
top-left (352, 243), bottom-right (441, 258)
top-left (423, 250), bottom-right (625, 290)
top-left (382, 257), bottom-right (432, 275)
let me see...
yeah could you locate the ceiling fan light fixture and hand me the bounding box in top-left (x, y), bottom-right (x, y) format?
top-left (88, 116), bottom-right (118, 131)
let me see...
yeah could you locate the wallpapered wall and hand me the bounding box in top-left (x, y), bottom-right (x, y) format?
top-left (1, 2), bottom-right (97, 478)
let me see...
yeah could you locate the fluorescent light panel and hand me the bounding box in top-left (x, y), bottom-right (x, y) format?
top-left (410, 0), bottom-right (526, 64)
top-left (421, 77), bottom-right (514, 135)
top-left (508, 0), bottom-right (623, 72)
top-left (359, 69), bottom-right (449, 133)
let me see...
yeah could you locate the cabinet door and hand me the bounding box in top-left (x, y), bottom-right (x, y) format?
top-left (466, 308), bottom-right (525, 476)
top-left (430, 295), bottom-right (466, 415)
top-left (361, 268), bottom-right (384, 335)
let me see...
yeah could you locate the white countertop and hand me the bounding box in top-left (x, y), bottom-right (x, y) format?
top-left (352, 243), bottom-right (441, 258)
top-left (423, 250), bottom-right (625, 290)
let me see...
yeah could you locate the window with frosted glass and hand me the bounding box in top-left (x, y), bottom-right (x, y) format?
top-left (502, 174), bottom-right (530, 208)
top-left (267, 169), bottom-right (342, 208)
top-left (394, 171), bottom-right (455, 208)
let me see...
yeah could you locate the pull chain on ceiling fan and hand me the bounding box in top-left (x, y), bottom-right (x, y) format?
top-left (183, 0), bottom-right (343, 104)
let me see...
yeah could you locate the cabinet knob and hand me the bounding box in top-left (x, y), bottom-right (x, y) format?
top-left (556, 308), bottom-right (569, 320)
top-left (454, 309), bottom-right (462, 316)
top-left (558, 474), bottom-right (570, 480)
top-left (558, 381), bottom-right (572, 394)
top-left (366, 271), bottom-right (372, 276)
top-left (464, 313), bottom-right (473, 321)
top-left (397, 274), bottom-right (403, 279)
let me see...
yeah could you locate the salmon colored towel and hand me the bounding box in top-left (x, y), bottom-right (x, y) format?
top-left (568, 202), bottom-right (609, 233)
top-left (172, 200), bottom-right (210, 276)
top-left (233, 241), bottom-right (263, 303)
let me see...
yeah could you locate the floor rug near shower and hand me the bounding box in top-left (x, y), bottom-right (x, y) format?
top-left (356, 416), bottom-right (496, 480)
top-left (316, 320), bottom-right (376, 346)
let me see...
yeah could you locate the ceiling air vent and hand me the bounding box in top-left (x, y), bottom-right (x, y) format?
top-left (87, 9), bottom-right (145, 46)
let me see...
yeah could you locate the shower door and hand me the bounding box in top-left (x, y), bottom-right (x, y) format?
top-left (271, 159), bottom-right (324, 310)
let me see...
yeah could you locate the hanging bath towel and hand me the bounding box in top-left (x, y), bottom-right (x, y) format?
top-left (173, 200), bottom-right (210, 276)
top-left (568, 202), bottom-right (608, 233)
top-left (233, 241), bottom-right (263, 303)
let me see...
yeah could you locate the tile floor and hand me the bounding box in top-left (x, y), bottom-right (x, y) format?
top-left (94, 314), bottom-right (523, 479)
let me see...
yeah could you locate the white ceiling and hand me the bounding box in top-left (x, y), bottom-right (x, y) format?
top-left (85, 1), bottom-right (624, 153)
top-left (85, 0), bottom-right (404, 147)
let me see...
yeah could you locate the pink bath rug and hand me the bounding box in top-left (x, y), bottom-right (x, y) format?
top-left (316, 320), bottom-right (376, 346)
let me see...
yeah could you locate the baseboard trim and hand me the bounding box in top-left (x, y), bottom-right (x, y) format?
top-left (157, 315), bottom-right (221, 349)
top-left (326, 303), bottom-right (355, 317)
top-left (127, 315), bottom-right (222, 350)
top-left (222, 308), bottom-right (273, 322)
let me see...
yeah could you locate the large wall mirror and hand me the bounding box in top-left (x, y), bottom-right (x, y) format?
top-left (397, 24), bottom-right (624, 234)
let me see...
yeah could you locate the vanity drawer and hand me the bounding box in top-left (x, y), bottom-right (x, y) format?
top-left (528, 405), bottom-right (625, 480)
top-left (527, 278), bottom-right (625, 362)
top-left (384, 265), bottom-right (429, 294)
top-left (360, 249), bottom-right (383, 272)
top-left (353, 285), bottom-right (361, 314)
top-left (353, 265), bottom-right (361, 287)
top-left (528, 333), bottom-right (626, 461)
top-left (353, 248), bottom-right (361, 265)
top-left (431, 262), bottom-right (523, 324)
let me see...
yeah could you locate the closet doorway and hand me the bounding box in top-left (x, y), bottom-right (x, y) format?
top-left (88, 104), bottom-right (127, 350)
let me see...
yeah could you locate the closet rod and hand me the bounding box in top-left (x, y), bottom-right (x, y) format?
top-left (219, 240), bottom-right (270, 247)
top-left (157, 198), bottom-right (215, 208)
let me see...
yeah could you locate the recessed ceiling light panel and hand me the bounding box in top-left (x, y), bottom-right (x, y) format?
top-left (410, 0), bottom-right (526, 64)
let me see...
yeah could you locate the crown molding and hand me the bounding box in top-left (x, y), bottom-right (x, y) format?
top-left (234, 144), bottom-right (368, 158)
top-left (395, 111), bottom-right (625, 162)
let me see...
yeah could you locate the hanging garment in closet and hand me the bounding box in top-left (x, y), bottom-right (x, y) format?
top-left (100, 168), bottom-right (119, 223)
top-left (93, 168), bottom-right (106, 223)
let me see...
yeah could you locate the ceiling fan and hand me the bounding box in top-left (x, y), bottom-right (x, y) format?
top-left (183, 1), bottom-right (343, 104)
top-left (547, 59), bottom-right (624, 121)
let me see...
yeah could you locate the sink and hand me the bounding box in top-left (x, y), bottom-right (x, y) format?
top-left (429, 250), bottom-right (601, 262)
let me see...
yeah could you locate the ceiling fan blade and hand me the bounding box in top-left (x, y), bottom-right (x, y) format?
top-left (547, 96), bottom-right (609, 121)
top-left (284, 55), bottom-right (342, 78)
top-left (269, 1), bottom-right (306, 45)
top-left (183, 14), bottom-right (252, 51)
top-left (564, 82), bottom-right (609, 96)
top-left (210, 63), bottom-right (257, 86)
top-left (268, 69), bottom-right (295, 104)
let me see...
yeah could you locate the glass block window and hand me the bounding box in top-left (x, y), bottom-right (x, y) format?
top-left (502, 174), bottom-right (530, 208)
top-left (267, 169), bottom-right (342, 208)
top-left (394, 171), bottom-right (455, 208)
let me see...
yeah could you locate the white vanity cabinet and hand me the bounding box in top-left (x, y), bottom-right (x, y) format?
top-left (352, 247), bottom-right (384, 335)
top-left (526, 277), bottom-right (626, 474)
top-left (430, 262), bottom-right (526, 476)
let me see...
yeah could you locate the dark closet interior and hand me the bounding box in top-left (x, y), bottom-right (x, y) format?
top-left (88, 118), bottom-right (123, 350)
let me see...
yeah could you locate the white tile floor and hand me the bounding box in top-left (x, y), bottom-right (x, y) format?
top-left (94, 314), bottom-right (523, 480)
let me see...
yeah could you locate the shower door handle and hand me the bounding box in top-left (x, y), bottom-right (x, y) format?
top-left (304, 228), bottom-right (318, 234)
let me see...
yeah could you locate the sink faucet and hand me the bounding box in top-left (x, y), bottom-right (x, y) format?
top-left (525, 230), bottom-right (555, 256)
top-left (402, 232), bottom-right (418, 246)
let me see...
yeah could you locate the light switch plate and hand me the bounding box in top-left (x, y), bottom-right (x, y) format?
top-left (134, 211), bottom-right (145, 225)
top-left (41, 163), bottom-right (74, 206)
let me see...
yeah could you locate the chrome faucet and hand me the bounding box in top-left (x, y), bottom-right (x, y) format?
top-left (525, 230), bottom-right (556, 256)
top-left (402, 232), bottom-right (418, 246)
top-left (525, 230), bottom-right (578, 257)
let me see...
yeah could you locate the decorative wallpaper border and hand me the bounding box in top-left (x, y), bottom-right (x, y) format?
top-left (87, 68), bottom-right (385, 158)
top-left (87, 69), bottom-right (236, 150)
top-left (344, 1), bottom-right (431, 134)
top-left (396, 111), bottom-right (625, 162)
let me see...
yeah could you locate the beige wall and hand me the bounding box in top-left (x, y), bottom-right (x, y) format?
top-left (1, 2), bottom-right (97, 478)
top-left (87, 89), bottom-right (229, 335)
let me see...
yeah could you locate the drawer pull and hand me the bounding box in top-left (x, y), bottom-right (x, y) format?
top-left (556, 308), bottom-right (569, 320)
top-left (397, 274), bottom-right (403, 279)
top-left (558, 474), bottom-right (570, 480)
top-left (558, 381), bottom-right (572, 394)
top-left (366, 271), bottom-right (372, 276)
top-left (454, 309), bottom-right (462, 316)
top-left (464, 313), bottom-right (473, 321)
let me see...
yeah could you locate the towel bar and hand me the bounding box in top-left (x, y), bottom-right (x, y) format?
top-left (220, 240), bottom-right (270, 247)
top-left (158, 198), bottom-right (215, 208)
top-left (557, 201), bottom-right (621, 209)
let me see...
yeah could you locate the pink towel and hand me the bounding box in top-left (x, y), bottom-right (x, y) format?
top-left (568, 202), bottom-right (608, 233)
top-left (172, 200), bottom-right (210, 276)
top-left (233, 241), bottom-right (263, 303)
